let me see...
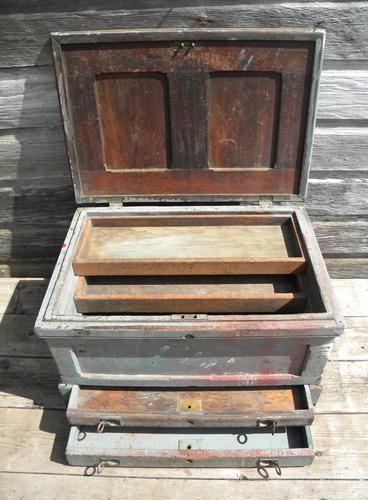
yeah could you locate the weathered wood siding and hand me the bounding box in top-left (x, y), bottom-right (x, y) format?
top-left (0, 1), bottom-right (367, 278)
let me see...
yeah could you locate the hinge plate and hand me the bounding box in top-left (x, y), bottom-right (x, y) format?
top-left (109, 198), bottom-right (124, 207)
top-left (259, 196), bottom-right (273, 209)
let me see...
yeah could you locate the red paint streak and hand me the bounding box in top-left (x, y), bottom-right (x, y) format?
top-left (204, 373), bottom-right (285, 382)
top-left (117, 448), bottom-right (314, 459)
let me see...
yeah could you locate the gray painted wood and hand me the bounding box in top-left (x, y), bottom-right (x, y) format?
top-left (1, 2), bottom-right (368, 67)
top-left (0, 407), bottom-right (366, 479)
top-left (2, 67), bottom-right (368, 130)
top-left (2, 127), bottom-right (368, 185)
top-left (0, 277), bottom-right (366, 491)
top-left (65, 425), bottom-right (314, 468)
top-left (1, 476), bottom-right (367, 500)
top-left (0, 7), bottom-right (366, 276)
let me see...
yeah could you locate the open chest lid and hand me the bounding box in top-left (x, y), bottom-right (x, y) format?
top-left (51, 28), bottom-right (324, 204)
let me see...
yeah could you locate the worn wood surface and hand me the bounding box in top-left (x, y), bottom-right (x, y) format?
top-left (73, 214), bottom-right (305, 276)
top-left (74, 275), bottom-right (305, 314)
top-left (0, 2), bottom-right (367, 276)
top-left (3, 67), bottom-right (367, 129)
top-left (0, 476), bottom-right (367, 500)
top-left (1, 2), bottom-right (368, 67)
top-left (0, 277), bottom-right (367, 497)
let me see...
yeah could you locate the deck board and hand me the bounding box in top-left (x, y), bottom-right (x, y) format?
top-left (0, 277), bottom-right (367, 497)
top-left (0, 475), bottom-right (367, 500)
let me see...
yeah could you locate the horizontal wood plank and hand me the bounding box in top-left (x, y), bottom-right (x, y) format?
top-left (0, 278), bottom-right (46, 314)
top-left (2, 127), bottom-right (368, 184)
top-left (312, 220), bottom-right (368, 257)
top-left (0, 314), bottom-right (50, 357)
top-left (0, 3), bottom-right (368, 68)
top-left (0, 474), bottom-right (367, 500)
top-left (325, 258), bottom-right (368, 279)
top-left (330, 317), bottom-right (368, 361)
top-left (0, 356), bottom-right (366, 412)
top-left (318, 71), bottom-right (368, 120)
top-left (1, 67), bottom-right (368, 130)
top-left (0, 127), bottom-right (69, 180)
top-left (0, 408), bottom-right (366, 479)
top-left (312, 127), bottom-right (368, 171)
top-left (0, 314), bottom-right (365, 361)
top-left (333, 279), bottom-right (368, 317)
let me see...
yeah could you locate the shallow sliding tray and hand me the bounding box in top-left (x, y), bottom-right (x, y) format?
top-left (66, 425), bottom-right (314, 468)
top-left (74, 275), bottom-right (306, 314)
top-left (67, 385), bottom-right (314, 428)
top-left (73, 214), bottom-right (306, 276)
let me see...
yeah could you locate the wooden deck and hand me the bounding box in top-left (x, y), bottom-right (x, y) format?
top-left (0, 277), bottom-right (367, 499)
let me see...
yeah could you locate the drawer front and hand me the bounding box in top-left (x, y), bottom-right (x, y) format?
top-left (49, 336), bottom-right (333, 387)
top-left (66, 425), bottom-right (314, 469)
top-left (66, 385), bottom-right (314, 428)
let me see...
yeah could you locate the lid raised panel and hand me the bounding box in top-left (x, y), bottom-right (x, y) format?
top-left (52, 29), bottom-right (324, 203)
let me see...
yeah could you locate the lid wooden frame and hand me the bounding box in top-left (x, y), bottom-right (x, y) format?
top-left (51, 28), bottom-right (325, 204)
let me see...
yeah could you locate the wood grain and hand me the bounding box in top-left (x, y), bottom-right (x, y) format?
top-left (3, 66), bottom-right (366, 131)
top-left (0, 408), bottom-right (366, 479)
top-left (2, 127), bottom-right (368, 184)
top-left (1, 2), bottom-right (368, 67)
top-left (74, 275), bottom-right (306, 314)
top-left (73, 214), bottom-right (305, 276)
top-left (66, 386), bottom-right (311, 427)
top-left (0, 475), bottom-right (366, 500)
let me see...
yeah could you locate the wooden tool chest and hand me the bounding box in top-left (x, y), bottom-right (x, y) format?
top-left (35, 28), bottom-right (344, 473)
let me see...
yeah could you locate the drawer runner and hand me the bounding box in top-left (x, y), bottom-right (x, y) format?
top-left (66, 385), bottom-right (314, 428)
top-left (66, 425), bottom-right (314, 469)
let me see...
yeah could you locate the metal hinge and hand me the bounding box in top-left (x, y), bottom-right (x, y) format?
top-left (109, 198), bottom-right (124, 207)
top-left (259, 196), bottom-right (273, 209)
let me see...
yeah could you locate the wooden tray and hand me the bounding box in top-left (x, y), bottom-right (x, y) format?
top-left (74, 275), bottom-right (306, 314)
top-left (73, 214), bottom-right (306, 276)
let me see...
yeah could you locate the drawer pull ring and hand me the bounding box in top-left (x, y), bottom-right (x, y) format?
top-left (96, 459), bottom-right (120, 475)
top-left (257, 459), bottom-right (282, 479)
top-left (97, 419), bottom-right (121, 433)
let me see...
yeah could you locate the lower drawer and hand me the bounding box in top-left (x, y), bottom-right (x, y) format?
top-left (66, 385), bottom-right (314, 428)
top-left (66, 425), bottom-right (314, 469)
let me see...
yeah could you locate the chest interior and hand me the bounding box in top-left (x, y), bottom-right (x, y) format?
top-left (50, 29), bottom-right (326, 318)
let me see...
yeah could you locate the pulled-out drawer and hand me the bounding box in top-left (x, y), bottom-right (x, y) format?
top-left (66, 385), bottom-right (314, 428)
top-left (66, 425), bottom-right (314, 469)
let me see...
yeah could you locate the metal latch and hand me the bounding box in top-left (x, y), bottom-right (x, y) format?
top-left (257, 459), bottom-right (282, 479)
top-left (257, 419), bottom-right (277, 435)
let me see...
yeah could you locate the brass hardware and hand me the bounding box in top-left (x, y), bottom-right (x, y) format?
top-left (173, 41), bottom-right (198, 55)
top-left (178, 397), bottom-right (202, 413)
